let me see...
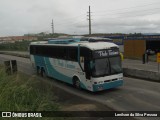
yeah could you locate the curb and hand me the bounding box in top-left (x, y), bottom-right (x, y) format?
top-left (123, 68), bottom-right (160, 82)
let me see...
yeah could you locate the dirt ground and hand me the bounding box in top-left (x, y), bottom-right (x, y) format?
top-left (55, 87), bottom-right (113, 111)
top-left (52, 85), bottom-right (113, 120)
top-left (52, 86), bottom-right (136, 120)
top-left (35, 75), bottom-right (136, 120)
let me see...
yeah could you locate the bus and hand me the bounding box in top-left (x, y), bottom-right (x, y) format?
top-left (29, 39), bottom-right (123, 92)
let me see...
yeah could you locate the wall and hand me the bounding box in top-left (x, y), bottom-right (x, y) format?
top-left (124, 40), bottom-right (146, 59)
top-left (123, 68), bottom-right (160, 82)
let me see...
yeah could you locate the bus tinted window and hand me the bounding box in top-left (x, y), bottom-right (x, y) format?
top-left (67, 48), bottom-right (77, 61)
top-left (30, 45), bottom-right (79, 61)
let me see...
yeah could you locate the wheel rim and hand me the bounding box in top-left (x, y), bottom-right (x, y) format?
top-left (41, 70), bottom-right (46, 77)
top-left (75, 79), bottom-right (80, 88)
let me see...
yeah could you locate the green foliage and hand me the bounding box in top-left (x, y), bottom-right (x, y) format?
top-left (0, 67), bottom-right (59, 111)
top-left (0, 41), bottom-right (31, 51)
top-left (0, 33), bottom-right (69, 51)
top-left (37, 33), bottom-right (69, 41)
top-left (0, 67), bottom-right (75, 120)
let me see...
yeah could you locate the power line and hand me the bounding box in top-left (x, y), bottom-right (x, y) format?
top-left (55, 17), bottom-right (87, 27)
top-left (50, 1), bottom-right (160, 34)
top-left (55, 17), bottom-right (86, 27)
top-left (93, 7), bottom-right (160, 19)
top-left (95, 7), bottom-right (160, 17)
top-left (56, 14), bottom-right (86, 25)
top-left (91, 11), bottom-right (160, 28)
top-left (94, 1), bottom-right (160, 14)
top-left (53, 2), bottom-right (160, 29)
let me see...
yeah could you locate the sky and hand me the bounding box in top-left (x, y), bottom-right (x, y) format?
top-left (0, 0), bottom-right (160, 36)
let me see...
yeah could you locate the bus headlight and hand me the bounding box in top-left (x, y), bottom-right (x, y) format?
top-left (98, 81), bottom-right (104, 84)
top-left (118, 77), bottom-right (123, 80)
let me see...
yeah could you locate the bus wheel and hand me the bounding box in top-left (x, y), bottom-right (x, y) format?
top-left (73, 77), bottom-right (81, 89)
top-left (41, 69), bottom-right (46, 77)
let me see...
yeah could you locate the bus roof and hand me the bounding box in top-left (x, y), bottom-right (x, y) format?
top-left (80, 37), bottom-right (112, 42)
top-left (72, 42), bottom-right (118, 50)
top-left (30, 40), bottom-right (118, 50)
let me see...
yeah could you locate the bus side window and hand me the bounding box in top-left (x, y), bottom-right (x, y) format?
top-left (67, 48), bottom-right (77, 61)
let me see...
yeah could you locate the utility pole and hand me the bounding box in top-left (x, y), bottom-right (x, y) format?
top-left (87, 6), bottom-right (91, 35)
top-left (51, 19), bottom-right (54, 34)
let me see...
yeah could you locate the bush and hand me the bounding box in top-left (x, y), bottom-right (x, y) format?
top-left (0, 41), bottom-right (31, 51)
top-left (0, 67), bottom-right (59, 111)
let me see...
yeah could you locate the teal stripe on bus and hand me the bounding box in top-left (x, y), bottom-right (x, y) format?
top-left (34, 56), bottom-right (87, 90)
top-left (45, 58), bottom-right (73, 84)
top-left (45, 58), bottom-right (87, 89)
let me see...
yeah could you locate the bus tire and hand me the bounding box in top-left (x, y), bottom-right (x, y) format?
top-left (37, 66), bottom-right (40, 75)
top-left (73, 77), bottom-right (81, 89)
top-left (41, 68), bottom-right (46, 77)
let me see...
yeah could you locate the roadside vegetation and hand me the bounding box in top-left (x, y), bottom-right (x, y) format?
top-left (0, 41), bottom-right (31, 51)
top-left (0, 65), bottom-right (67, 120)
top-left (0, 68), bottom-right (59, 111)
top-left (0, 65), bottom-right (103, 120)
top-left (0, 33), bottom-right (70, 51)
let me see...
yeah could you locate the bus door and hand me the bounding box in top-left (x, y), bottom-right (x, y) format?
top-left (84, 57), bottom-right (93, 91)
top-left (84, 57), bottom-right (91, 80)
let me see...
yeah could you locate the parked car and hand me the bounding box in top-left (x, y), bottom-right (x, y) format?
top-left (146, 49), bottom-right (155, 55)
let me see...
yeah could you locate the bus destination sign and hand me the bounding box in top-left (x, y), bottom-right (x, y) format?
top-left (93, 49), bottom-right (119, 58)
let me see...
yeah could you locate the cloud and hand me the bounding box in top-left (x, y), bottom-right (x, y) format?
top-left (0, 0), bottom-right (160, 36)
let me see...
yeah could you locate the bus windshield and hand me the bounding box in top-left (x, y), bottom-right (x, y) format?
top-left (91, 56), bottom-right (122, 77)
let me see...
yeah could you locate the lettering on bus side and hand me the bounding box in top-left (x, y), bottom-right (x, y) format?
top-left (108, 49), bottom-right (119, 56)
top-left (65, 64), bottom-right (75, 69)
top-left (95, 50), bottom-right (108, 57)
top-left (93, 49), bottom-right (119, 58)
top-left (53, 59), bottom-right (58, 65)
top-left (58, 60), bottom-right (64, 67)
top-left (52, 59), bottom-right (75, 69)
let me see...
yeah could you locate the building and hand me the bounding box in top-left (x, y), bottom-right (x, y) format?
top-left (106, 36), bottom-right (124, 53)
top-left (124, 35), bottom-right (160, 59)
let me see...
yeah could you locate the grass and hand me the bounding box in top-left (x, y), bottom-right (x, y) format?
top-left (0, 41), bottom-right (31, 51)
top-left (0, 66), bottom-right (73, 120)
top-left (0, 67), bottom-right (59, 111)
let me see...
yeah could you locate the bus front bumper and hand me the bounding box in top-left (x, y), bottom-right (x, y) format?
top-left (93, 80), bottom-right (123, 92)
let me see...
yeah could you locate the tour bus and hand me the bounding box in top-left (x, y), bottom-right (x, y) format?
top-left (29, 39), bottom-right (123, 92)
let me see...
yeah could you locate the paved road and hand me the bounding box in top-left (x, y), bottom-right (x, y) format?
top-left (0, 54), bottom-right (160, 119)
top-left (0, 54), bottom-right (34, 75)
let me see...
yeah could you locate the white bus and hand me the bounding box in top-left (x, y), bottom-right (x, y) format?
top-left (29, 39), bottom-right (123, 92)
